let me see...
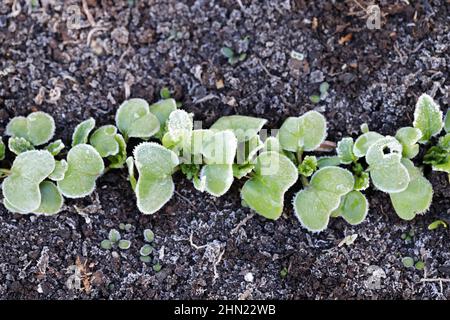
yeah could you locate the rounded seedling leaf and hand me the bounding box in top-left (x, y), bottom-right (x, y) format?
top-left (389, 159), bottom-right (433, 220)
top-left (45, 139), bottom-right (65, 156)
top-left (140, 256), bottom-right (151, 263)
top-left (0, 138), bottom-right (5, 161)
top-left (413, 93), bottom-right (443, 143)
top-left (72, 118), bottom-right (96, 147)
top-left (116, 98), bottom-right (160, 140)
top-left (402, 256), bottom-right (414, 268)
top-left (108, 229), bottom-right (121, 243)
top-left (126, 156), bottom-right (137, 191)
top-left (366, 137), bottom-right (410, 193)
top-left (7, 112), bottom-right (55, 146)
top-left (332, 190), bottom-right (368, 225)
top-left (149, 98), bottom-right (177, 137)
top-left (298, 155), bottom-right (317, 177)
top-left (210, 115), bottom-right (267, 143)
top-left (8, 137), bottom-right (34, 155)
top-left (395, 127), bottom-right (422, 159)
top-left (34, 181), bottom-right (64, 215)
top-left (317, 156), bottom-right (341, 168)
top-left (143, 229), bottom-right (155, 242)
top-left (140, 244), bottom-right (153, 256)
top-left (241, 151), bottom-right (298, 220)
top-left (133, 142), bottom-right (179, 214)
top-left (57, 144), bottom-right (105, 198)
top-left (89, 125), bottom-right (120, 157)
top-left (353, 131), bottom-right (384, 158)
top-left (294, 166), bottom-right (354, 232)
top-left (262, 137), bottom-right (281, 153)
top-left (2, 150), bottom-right (55, 212)
top-left (107, 134), bottom-right (127, 169)
top-left (279, 111), bottom-right (327, 152)
top-left (118, 240), bottom-right (131, 250)
top-left (100, 240), bottom-right (112, 250)
top-left (337, 137), bottom-right (356, 164)
top-left (48, 160), bottom-right (68, 181)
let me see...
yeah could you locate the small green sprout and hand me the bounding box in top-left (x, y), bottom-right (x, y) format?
top-left (337, 137), bottom-right (357, 164)
top-left (140, 244), bottom-right (153, 256)
top-left (221, 47), bottom-right (246, 65)
top-left (428, 220), bottom-right (447, 230)
top-left (101, 239), bottom-right (113, 250)
top-left (109, 229), bottom-right (121, 242)
top-left (319, 82), bottom-right (330, 100)
top-left (241, 151), bottom-right (298, 220)
top-left (6, 112), bottom-right (55, 146)
top-left (133, 142), bottom-right (179, 214)
top-left (413, 93), bottom-right (443, 143)
top-left (115, 98), bottom-right (160, 141)
top-left (338, 234), bottom-right (358, 247)
top-left (101, 229), bottom-right (131, 250)
top-left (294, 167), bottom-right (355, 232)
top-left (415, 261), bottom-right (425, 271)
top-left (298, 155), bottom-right (317, 177)
top-left (401, 256), bottom-right (414, 268)
top-left (423, 134), bottom-right (449, 174)
top-left (57, 144), bottom-right (104, 198)
top-left (279, 111), bottom-right (327, 153)
top-left (160, 87), bottom-right (171, 99)
top-left (143, 229), bottom-right (155, 242)
top-left (118, 240), bottom-right (131, 250)
top-left (280, 267), bottom-right (288, 278)
top-left (119, 223), bottom-right (133, 232)
top-left (72, 118), bottom-right (96, 146)
top-left (8, 137), bottom-right (34, 155)
top-left (0, 138), bottom-right (5, 160)
top-left (153, 263), bottom-right (162, 272)
top-left (309, 95), bottom-right (320, 104)
top-left (89, 125), bottom-right (120, 158)
top-left (45, 140), bottom-right (65, 156)
top-left (360, 123), bottom-right (369, 134)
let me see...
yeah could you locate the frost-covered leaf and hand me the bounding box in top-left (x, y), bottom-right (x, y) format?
top-left (115, 98), bottom-right (160, 140)
top-left (8, 137), bottom-right (34, 155)
top-left (108, 229), bottom-right (121, 242)
top-left (2, 150), bottom-right (55, 212)
top-left (236, 135), bottom-right (263, 165)
top-left (366, 136), bottom-right (410, 193)
top-left (0, 138), bottom-right (5, 161)
top-left (72, 118), bottom-right (95, 147)
top-left (337, 137), bottom-right (356, 164)
top-left (294, 166), bottom-right (354, 232)
top-left (48, 160), bottom-right (68, 181)
top-left (279, 111), bottom-right (327, 152)
top-left (35, 181), bottom-right (64, 215)
top-left (162, 110), bottom-right (194, 154)
top-left (317, 156), bottom-right (341, 168)
top-left (149, 98), bottom-right (178, 138)
top-left (331, 190), bottom-right (368, 225)
top-left (389, 159), bottom-right (433, 220)
top-left (57, 144), bottom-right (104, 198)
top-left (126, 156), bottom-right (137, 191)
top-left (143, 229), bottom-right (155, 242)
top-left (298, 155), bottom-right (317, 177)
top-left (45, 139), bottom-right (65, 156)
top-left (89, 125), bottom-right (119, 157)
top-left (133, 142), bottom-right (179, 214)
top-left (424, 133), bottom-right (450, 173)
top-left (353, 131), bottom-right (383, 158)
top-left (413, 93), bottom-right (443, 143)
top-left (100, 240), bottom-right (112, 250)
top-left (241, 151), bottom-right (298, 220)
top-left (118, 240), bottom-right (131, 250)
top-left (445, 109), bottom-right (449, 133)
top-left (211, 115), bottom-right (267, 143)
top-left (140, 244), bottom-right (153, 256)
top-left (108, 134), bottom-right (127, 169)
top-left (262, 137), bottom-right (281, 153)
top-left (395, 127), bottom-right (422, 159)
top-left (200, 131), bottom-right (238, 196)
top-left (354, 171), bottom-right (370, 191)
top-left (232, 163), bottom-right (255, 179)
top-left (6, 112), bottom-right (55, 146)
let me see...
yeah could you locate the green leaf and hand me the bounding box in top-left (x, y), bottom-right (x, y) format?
top-left (210, 115), bottom-right (267, 143)
top-left (445, 109), bottom-right (449, 133)
top-left (149, 98), bottom-right (177, 138)
top-left (366, 137), bottom-right (410, 193)
top-left (353, 131), bottom-right (383, 158)
top-left (221, 47), bottom-right (234, 58)
top-left (236, 135), bottom-right (263, 165)
top-left (279, 111), bottom-right (327, 152)
top-left (108, 229), bottom-right (121, 242)
top-left (241, 151), bottom-right (298, 220)
top-left (45, 139), bottom-right (65, 156)
top-left (160, 87), bottom-right (171, 99)
top-left (126, 156), bottom-right (137, 191)
top-left (35, 181), bottom-right (64, 215)
top-left (389, 159), bottom-right (433, 220)
top-left (162, 110), bottom-right (193, 153)
top-left (232, 163), bottom-right (255, 179)
top-left (6, 112), bottom-right (55, 146)
top-left (360, 123), bottom-right (369, 134)
top-left (298, 155), bottom-right (317, 177)
top-left (262, 137), bottom-right (281, 153)
top-left (413, 93), bottom-right (443, 143)
top-left (107, 134), bottom-right (127, 169)
top-left (89, 125), bottom-right (120, 157)
top-left (309, 95), bottom-right (320, 104)
top-left (57, 144), bottom-right (104, 198)
top-left (337, 137), bottom-right (356, 164)
top-left (143, 229), bottom-right (155, 242)
top-left (294, 166), bottom-right (354, 232)
top-left (395, 127), bottom-right (422, 159)
top-left (133, 142), bottom-right (179, 214)
top-left (118, 240), bottom-right (131, 250)
top-left (428, 220), bottom-right (447, 230)
top-left (200, 131), bottom-right (238, 196)
top-left (72, 118), bottom-right (95, 147)
top-left (100, 240), bottom-right (112, 250)
top-left (401, 256), bottom-right (414, 268)
top-left (2, 150), bottom-right (55, 212)
top-left (140, 244), bottom-right (153, 256)
top-left (331, 190), bottom-right (368, 225)
top-left (0, 138), bottom-right (5, 161)
top-left (8, 137), bottom-right (34, 155)
top-left (115, 98), bottom-right (160, 140)
top-left (317, 156), bottom-right (341, 168)
top-left (48, 160), bottom-right (68, 181)
top-left (354, 171), bottom-right (370, 191)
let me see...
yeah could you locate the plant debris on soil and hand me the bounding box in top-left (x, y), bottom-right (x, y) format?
top-left (0, 0), bottom-right (449, 299)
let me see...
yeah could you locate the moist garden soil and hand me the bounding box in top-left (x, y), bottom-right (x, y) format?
top-left (0, 0), bottom-right (449, 299)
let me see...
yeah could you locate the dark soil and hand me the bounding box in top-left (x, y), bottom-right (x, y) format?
top-left (0, 0), bottom-right (449, 299)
